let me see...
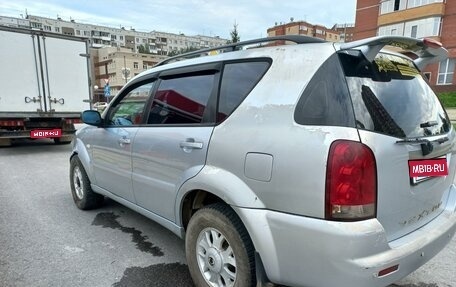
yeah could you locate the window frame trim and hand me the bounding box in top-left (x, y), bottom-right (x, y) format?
top-left (437, 58), bottom-right (455, 86)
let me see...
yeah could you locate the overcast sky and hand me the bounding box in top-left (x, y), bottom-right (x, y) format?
top-left (1, 1), bottom-right (357, 40)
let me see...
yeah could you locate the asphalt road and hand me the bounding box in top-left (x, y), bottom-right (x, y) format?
top-left (0, 139), bottom-right (455, 287)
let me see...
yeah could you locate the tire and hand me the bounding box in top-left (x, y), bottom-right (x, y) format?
top-left (185, 203), bottom-right (256, 287)
top-left (69, 156), bottom-right (104, 210)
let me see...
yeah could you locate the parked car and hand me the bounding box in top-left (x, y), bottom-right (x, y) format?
top-left (70, 35), bottom-right (456, 287)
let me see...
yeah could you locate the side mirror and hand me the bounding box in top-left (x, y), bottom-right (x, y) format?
top-left (81, 110), bottom-right (102, 126)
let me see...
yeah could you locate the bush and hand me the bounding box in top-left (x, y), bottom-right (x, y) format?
top-left (437, 92), bottom-right (456, 108)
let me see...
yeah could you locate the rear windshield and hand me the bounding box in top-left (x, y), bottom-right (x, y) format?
top-left (339, 52), bottom-right (450, 138)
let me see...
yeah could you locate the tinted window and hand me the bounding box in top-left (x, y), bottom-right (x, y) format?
top-left (147, 73), bottom-right (215, 124)
top-left (340, 52), bottom-right (450, 138)
top-left (218, 61), bottom-right (270, 122)
top-left (108, 82), bottom-right (153, 126)
top-left (294, 54), bottom-right (355, 127)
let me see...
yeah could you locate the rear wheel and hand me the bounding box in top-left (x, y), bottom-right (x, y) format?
top-left (185, 203), bottom-right (256, 287)
top-left (70, 156), bottom-right (103, 210)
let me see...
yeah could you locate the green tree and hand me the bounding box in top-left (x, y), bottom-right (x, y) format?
top-left (138, 44), bottom-right (151, 54)
top-left (230, 22), bottom-right (240, 43)
top-left (167, 46), bottom-right (200, 57)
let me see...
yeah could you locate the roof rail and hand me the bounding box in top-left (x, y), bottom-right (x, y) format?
top-left (339, 36), bottom-right (448, 70)
top-left (155, 35), bottom-right (325, 67)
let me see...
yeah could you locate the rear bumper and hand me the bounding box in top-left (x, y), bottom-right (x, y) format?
top-left (233, 184), bottom-right (456, 287)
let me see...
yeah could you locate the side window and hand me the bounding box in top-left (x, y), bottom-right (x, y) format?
top-left (147, 73), bottom-right (215, 124)
top-left (294, 54), bottom-right (355, 127)
top-left (217, 61), bottom-right (270, 122)
top-left (108, 82), bottom-right (153, 126)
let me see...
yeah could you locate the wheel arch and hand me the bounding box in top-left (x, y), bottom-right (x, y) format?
top-left (175, 165), bottom-right (266, 230)
top-left (70, 137), bottom-right (96, 184)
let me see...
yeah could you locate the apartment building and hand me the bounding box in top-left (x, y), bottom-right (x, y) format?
top-left (91, 47), bottom-right (167, 101)
top-left (2, 14), bottom-right (227, 55)
top-left (1, 14), bottom-right (229, 99)
top-left (332, 23), bottom-right (356, 43)
top-left (0, 15), bottom-right (30, 28)
top-left (267, 20), bottom-right (354, 43)
top-left (354, 0), bottom-right (456, 92)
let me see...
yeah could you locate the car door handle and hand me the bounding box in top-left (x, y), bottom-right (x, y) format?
top-left (180, 140), bottom-right (203, 150)
top-left (118, 137), bottom-right (131, 145)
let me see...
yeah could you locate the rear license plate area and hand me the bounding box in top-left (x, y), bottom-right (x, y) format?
top-left (409, 157), bottom-right (448, 185)
top-left (30, 129), bottom-right (62, 139)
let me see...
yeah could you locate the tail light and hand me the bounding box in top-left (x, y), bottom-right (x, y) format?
top-left (326, 140), bottom-right (377, 221)
top-left (0, 120), bottom-right (24, 127)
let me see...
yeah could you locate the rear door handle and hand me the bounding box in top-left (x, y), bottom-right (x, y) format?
top-left (180, 139), bottom-right (203, 152)
top-left (118, 137), bottom-right (131, 146)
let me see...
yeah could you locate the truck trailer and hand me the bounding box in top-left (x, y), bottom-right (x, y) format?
top-left (0, 26), bottom-right (92, 146)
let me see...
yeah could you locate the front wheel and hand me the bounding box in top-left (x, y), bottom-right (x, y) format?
top-left (185, 203), bottom-right (256, 287)
top-left (69, 156), bottom-right (104, 210)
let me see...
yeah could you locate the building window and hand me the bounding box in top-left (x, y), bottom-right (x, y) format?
top-left (84, 31), bottom-right (89, 36)
top-left (378, 17), bottom-right (440, 38)
top-left (44, 25), bottom-right (52, 31)
top-left (410, 25), bottom-right (418, 38)
top-left (31, 22), bottom-right (42, 29)
top-left (120, 36), bottom-right (124, 40)
top-left (143, 64), bottom-right (148, 69)
top-left (380, 0), bottom-right (407, 14)
top-left (133, 62), bottom-right (139, 69)
top-left (55, 27), bottom-right (60, 33)
top-left (423, 72), bottom-right (431, 81)
top-left (76, 30), bottom-right (81, 36)
top-left (404, 17), bottom-right (440, 38)
top-left (408, 0), bottom-right (444, 9)
top-left (438, 59), bottom-right (455, 85)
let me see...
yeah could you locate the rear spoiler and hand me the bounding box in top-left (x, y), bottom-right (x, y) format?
top-left (338, 36), bottom-right (448, 70)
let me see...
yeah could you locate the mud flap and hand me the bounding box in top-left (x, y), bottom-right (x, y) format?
top-left (0, 138), bottom-right (12, 147)
top-left (256, 252), bottom-right (279, 287)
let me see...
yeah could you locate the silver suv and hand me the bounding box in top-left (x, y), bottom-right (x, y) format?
top-left (70, 35), bottom-right (456, 287)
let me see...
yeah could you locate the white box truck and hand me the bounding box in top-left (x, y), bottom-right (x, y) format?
top-left (0, 26), bottom-right (92, 146)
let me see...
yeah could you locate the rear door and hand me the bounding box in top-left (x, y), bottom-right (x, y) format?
top-left (40, 35), bottom-right (90, 112)
top-left (340, 52), bottom-right (456, 241)
top-left (131, 64), bottom-right (219, 221)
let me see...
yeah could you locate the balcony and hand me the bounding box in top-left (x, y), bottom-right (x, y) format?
top-left (378, 3), bottom-right (445, 26)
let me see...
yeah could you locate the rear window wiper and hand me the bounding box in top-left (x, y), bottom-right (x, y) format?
top-left (396, 136), bottom-right (449, 156)
top-left (420, 121), bottom-right (438, 128)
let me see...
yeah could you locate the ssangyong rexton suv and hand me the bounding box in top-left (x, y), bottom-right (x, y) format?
top-left (70, 35), bottom-right (456, 287)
